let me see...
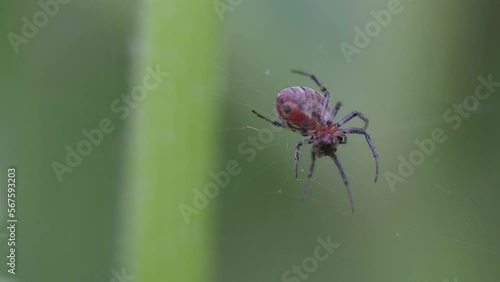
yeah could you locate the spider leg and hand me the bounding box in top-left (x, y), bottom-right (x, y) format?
top-left (251, 110), bottom-right (285, 128)
top-left (294, 139), bottom-right (315, 178)
top-left (343, 127), bottom-right (379, 182)
top-left (290, 70), bottom-right (331, 123)
top-left (331, 101), bottom-right (342, 121)
top-left (335, 111), bottom-right (369, 129)
top-left (300, 149), bottom-right (316, 202)
top-left (331, 155), bottom-right (355, 213)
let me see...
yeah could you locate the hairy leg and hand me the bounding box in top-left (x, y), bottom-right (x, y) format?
top-left (331, 155), bottom-right (354, 213)
top-left (251, 110), bottom-right (285, 128)
top-left (295, 139), bottom-right (315, 178)
top-left (331, 101), bottom-right (342, 121)
top-left (300, 150), bottom-right (316, 202)
top-left (335, 111), bottom-right (369, 129)
top-left (291, 70), bottom-right (332, 123)
top-left (343, 127), bottom-right (379, 182)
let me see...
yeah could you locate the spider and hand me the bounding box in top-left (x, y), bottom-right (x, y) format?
top-left (252, 70), bottom-right (378, 213)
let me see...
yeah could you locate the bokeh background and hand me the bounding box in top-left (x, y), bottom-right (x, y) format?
top-left (1, 0), bottom-right (499, 281)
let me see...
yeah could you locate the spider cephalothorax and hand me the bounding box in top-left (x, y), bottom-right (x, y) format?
top-left (252, 70), bottom-right (378, 213)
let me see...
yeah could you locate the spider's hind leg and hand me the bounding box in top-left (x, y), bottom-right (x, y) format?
top-left (251, 110), bottom-right (285, 128)
top-left (291, 69), bottom-right (329, 94)
top-left (291, 70), bottom-right (332, 120)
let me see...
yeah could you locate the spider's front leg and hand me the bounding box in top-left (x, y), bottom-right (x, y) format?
top-left (335, 110), bottom-right (369, 129)
top-left (331, 101), bottom-right (342, 121)
top-left (294, 139), bottom-right (314, 178)
top-left (343, 127), bottom-right (379, 182)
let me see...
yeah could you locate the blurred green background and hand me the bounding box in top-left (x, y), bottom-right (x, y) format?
top-left (1, 0), bottom-right (499, 281)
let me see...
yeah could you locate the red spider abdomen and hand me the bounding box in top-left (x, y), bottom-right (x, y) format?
top-left (287, 108), bottom-right (309, 125)
top-left (274, 86), bottom-right (326, 131)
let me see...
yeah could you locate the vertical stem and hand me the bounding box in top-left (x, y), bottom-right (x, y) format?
top-left (127, 1), bottom-right (221, 281)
